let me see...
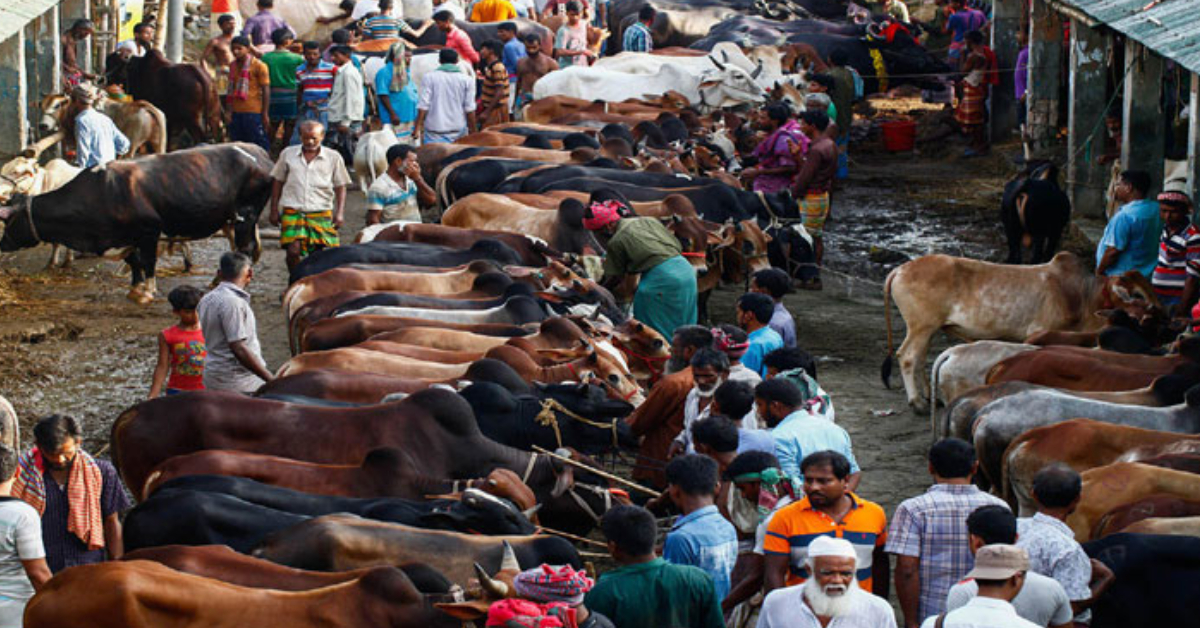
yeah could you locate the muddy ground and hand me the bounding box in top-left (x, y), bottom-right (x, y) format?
top-left (0, 123), bottom-right (1073, 520)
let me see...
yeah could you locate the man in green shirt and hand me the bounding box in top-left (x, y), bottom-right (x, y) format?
top-left (261, 27), bottom-right (304, 152)
top-left (585, 505), bottom-right (725, 628)
top-left (585, 195), bottom-right (698, 339)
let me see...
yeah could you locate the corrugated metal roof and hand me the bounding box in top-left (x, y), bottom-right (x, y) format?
top-left (0, 0), bottom-right (60, 46)
top-left (1059, 0), bottom-right (1200, 75)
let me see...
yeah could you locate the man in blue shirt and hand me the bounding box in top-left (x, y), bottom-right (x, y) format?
top-left (754, 378), bottom-right (860, 491)
top-left (1096, 170), bottom-right (1161, 279)
top-left (622, 5), bottom-right (655, 53)
top-left (662, 455), bottom-right (739, 600)
top-left (751, 268), bottom-right (797, 348)
top-left (497, 22), bottom-right (526, 86)
top-left (737, 293), bottom-right (784, 377)
top-left (69, 86), bottom-right (130, 168)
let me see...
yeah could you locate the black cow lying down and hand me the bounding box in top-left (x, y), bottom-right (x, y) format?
top-left (0, 143), bottom-right (272, 303)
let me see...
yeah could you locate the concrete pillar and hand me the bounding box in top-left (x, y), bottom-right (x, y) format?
top-left (1026, 0), bottom-right (1062, 158)
top-left (1122, 39), bottom-right (1165, 193)
top-left (1066, 19), bottom-right (1107, 218)
top-left (0, 33), bottom-right (29, 156)
top-left (990, 0), bottom-right (1022, 140)
top-left (167, 0), bottom-right (185, 62)
top-left (35, 10), bottom-right (62, 96)
top-left (23, 24), bottom-right (41, 136)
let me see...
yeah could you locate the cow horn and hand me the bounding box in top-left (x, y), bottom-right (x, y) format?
top-left (521, 504), bottom-right (542, 518)
top-left (751, 60), bottom-right (764, 80)
top-left (500, 540), bottom-right (521, 572)
top-left (474, 562), bottom-right (509, 598)
top-left (708, 55), bottom-right (726, 71)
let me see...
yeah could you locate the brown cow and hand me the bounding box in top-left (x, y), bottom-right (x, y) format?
top-left (1092, 496), bottom-right (1200, 538)
top-left (1119, 514), bottom-right (1200, 536)
top-left (125, 50), bottom-right (221, 144)
top-left (985, 343), bottom-right (1199, 392)
top-left (521, 95), bottom-right (678, 125)
top-left (882, 252), bottom-right (1158, 413)
top-left (1067, 462), bottom-right (1200, 540)
top-left (23, 560), bottom-right (454, 628)
top-left (122, 545), bottom-right (373, 590)
top-left (300, 316), bottom-right (533, 354)
top-left (456, 131), bottom-right (557, 148)
top-left (359, 223), bottom-right (554, 267)
top-left (442, 194), bottom-right (603, 255)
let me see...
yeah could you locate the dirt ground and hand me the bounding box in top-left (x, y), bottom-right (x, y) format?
top-left (0, 121), bottom-right (1050, 519)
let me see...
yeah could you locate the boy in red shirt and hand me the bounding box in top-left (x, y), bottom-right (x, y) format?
top-left (149, 286), bottom-right (207, 397)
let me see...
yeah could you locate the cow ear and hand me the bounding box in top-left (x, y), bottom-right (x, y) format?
top-left (434, 601), bottom-right (491, 620)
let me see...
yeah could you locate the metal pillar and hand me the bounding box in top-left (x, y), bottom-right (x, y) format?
top-left (0, 33), bottom-right (29, 156)
top-left (1027, 0), bottom-right (1062, 158)
top-left (1122, 39), bottom-right (1165, 193)
top-left (1188, 72), bottom-right (1199, 206)
top-left (166, 0), bottom-right (184, 62)
top-left (1066, 19), bottom-right (1108, 217)
top-left (990, 0), bottom-right (1022, 140)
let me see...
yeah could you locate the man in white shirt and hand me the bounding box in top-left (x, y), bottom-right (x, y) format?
top-left (922, 544), bottom-right (1041, 628)
top-left (269, 120), bottom-right (352, 270)
top-left (759, 535), bottom-right (897, 628)
top-left (415, 48), bottom-right (477, 143)
top-left (197, 252), bottom-right (274, 391)
top-left (0, 444), bottom-right (51, 627)
top-left (327, 45), bottom-right (365, 161)
top-left (670, 348), bottom-right (729, 456)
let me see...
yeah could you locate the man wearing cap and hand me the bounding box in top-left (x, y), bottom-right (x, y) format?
top-left (1151, 180), bottom-right (1200, 314)
top-left (68, 86), bottom-right (130, 169)
top-left (585, 199), bottom-right (698, 340)
top-left (722, 450), bottom-right (795, 625)
top-left (921, 545), bottom-right (1041, 628)
top-left (759, 535), bottom-right (897, 627)
top-left (512, 564), bottom-right (615, 628)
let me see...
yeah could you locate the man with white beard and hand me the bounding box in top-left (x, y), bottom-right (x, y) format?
top-left (758, 535), bottom-right (897, 627)
top-left (669, 348), bottom-right (730, 456)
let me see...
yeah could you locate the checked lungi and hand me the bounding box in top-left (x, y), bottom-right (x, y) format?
top-left (956, 83), bottom-right (987, 128)
top-left (799, 191), bottom-right (831, 237)
top-left (280, 208), bottom-right (339, 257)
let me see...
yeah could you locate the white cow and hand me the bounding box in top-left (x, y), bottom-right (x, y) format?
top-left (0, 395), bottom-right (18, 449)
top-left (928, 340), bottom-right (1039, 438)
top-left (0, 155), bottom-right (83, 268)
top-left (352, 129), bottom-right (399, 193)
top-left (533, 62), bottom-right (764, 111)
top-left (595, 42), bottom-right (789, 90)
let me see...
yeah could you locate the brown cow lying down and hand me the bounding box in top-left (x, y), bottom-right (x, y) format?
top-left (509, 191), bottom-right (700, 217)
top-left (23, 560), bottom-right (458, 628)
top-left (1066, 462), bottom-right (1200, 541)
top-left (985, 340), bottom-right (1200, 392)
top-left (122, 545), bottom-right (375, 591)
top-left (882, 251), bottom-right (1158, 413)
top-left (357, 223), bottom-right (554, 267)
top-left (1091, 495), bottom-right (1200, 538)
top-left (300, 316), bottom-right (533, 353)
top-left (1120, 514), bottom-right (1200, 536)
top-left (442, 194), bottom-right (603, 255)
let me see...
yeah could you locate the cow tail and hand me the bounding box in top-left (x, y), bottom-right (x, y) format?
top-left (147, 103), bottom-right (168, 154)
top-left (881, 269), bottom-right (896, 389)
top-left (998, 437), bottom-right (1022, 508)
top-left (929, 350), bottom-right (949, 438)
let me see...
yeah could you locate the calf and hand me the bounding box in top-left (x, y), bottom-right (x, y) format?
top-left (1000, 161), bottom-right (1071, 264)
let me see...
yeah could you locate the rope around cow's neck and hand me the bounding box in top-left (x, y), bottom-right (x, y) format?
top-left (22, 197), bottom-right (40, 244)
top-left (534, 397), bottom-right (621, 451)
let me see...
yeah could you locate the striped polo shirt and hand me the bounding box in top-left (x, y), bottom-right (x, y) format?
top-left (1152, 223), bottom-right (1200, 304)
top-left (362, 15), bottom-right (407, 40)
top-left (762, 493), bottom-right (888, 591)
top-left (296, 60), bottom-right (337, 103)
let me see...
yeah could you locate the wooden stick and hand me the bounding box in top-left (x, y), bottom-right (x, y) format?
top-left (532, 445), bottom-right (661, 498)
top-left (538, 527), bottom-right (608, 548)
top-left (579, 551), bottom-right (609, 559)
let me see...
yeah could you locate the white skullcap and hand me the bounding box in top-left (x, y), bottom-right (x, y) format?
top-left (807, 535), bottom-right (857, 560)
top-left (117, 41), bottom-right (137, 53)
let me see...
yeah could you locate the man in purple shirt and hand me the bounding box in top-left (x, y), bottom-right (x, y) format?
top-left (742, 102), bottom-right (806, 195)
top-left (1014, 30), bottom-right (1029, 126)
top-left (945, 0), bottom-right (987, 66)
top-left (242, 0), bottom-right (293, 54)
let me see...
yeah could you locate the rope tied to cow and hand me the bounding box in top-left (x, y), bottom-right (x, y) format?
top-left (534, 397), bottom-right (621, 452)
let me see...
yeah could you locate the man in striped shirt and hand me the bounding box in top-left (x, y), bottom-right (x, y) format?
top-left (292, 41), bottom-right (337, 145)
top-left (362, 0), bottom-right (407, 40)
top-left (1152, 183), bottom-right (1200, 314)
top-left (622, 5), bottom-right (655, 53)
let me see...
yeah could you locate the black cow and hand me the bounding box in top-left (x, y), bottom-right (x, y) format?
top-left (126, 50), bottom-right (221, 144)
top-left (461, 382), bottom-right (637, 454)
top-left (0, 144), bottom-right (271, 301)
top-left (607, 0), bottom-right (850, 51)
top-left (410, 18), bottom-right (552, 55)
top-left (440, 159), bottom-right (548, 205)
top-left (531, 175), bottom-right (792, 224)
top-left (124, 489), bottom-right (307, 553)
top-left (767, 224), bottom-right (820, 282)
top-left (1085, 533), bottom-right (1200, 628)
top-left (288, 239), bottom-right (524, 284)
top-left (1001, 161), bottom-right (1072, 264)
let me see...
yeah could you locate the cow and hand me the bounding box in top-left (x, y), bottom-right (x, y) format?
top-left (125, 50), bottom-right (221, 145)
top-left (531, 63), bottom-right (765, 112)
top-left (0, 395), bottom-right (15, 450)
top-left (1092, 496), bottom-right (1200, 538)
top-left (0, 144), bottom-right (271, 303)
top-left (461, 382), bottom-right (636, 454)
top-left (442, 194), bottom-right (604, 255)
top-left (122, 545), bottom-right (401, 591)
top-left (1084, 533), bottom-right (1200, 628)
top-left (360, 223), bottom-right (553, 266)
top-left (0, 154), bottom-right (82, 269)
top-left (1119, 515), bottom-right (1200, 536)
top-left (351, 129), bottom-right (399, 193)
top-left (985, 341), bottom-right (1200, 391)
top-left (521, 95), bottom-right (680, 125)
top-left (288, 239), bottom-right (525, 284)
top-left (1001, 161), bottom-right (1072, 264)
top-left (927, 341), bottom-right (1038, 436)
top-left (253, 514), bottom-right (581, 585)
top-left (299, 315), bottom-right (533, 353)
top-left (881, 252), bottom-right (1159, 413)
top-left (38, 91), bottom-right (168, 157)
top-left (23, 560), bottom-right (459, 628)
top-left (520, 177), bottom-right (789, 224)
top-left (1068, 462), bottom-right (1200, 541)
top-left (111, 389), bottom-right (620, 534)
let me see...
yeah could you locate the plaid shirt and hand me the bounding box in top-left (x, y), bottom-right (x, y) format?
top-left (623, 22), bottom-right (652, 53)
top-left (885, 484), bottom-right (1008, 621)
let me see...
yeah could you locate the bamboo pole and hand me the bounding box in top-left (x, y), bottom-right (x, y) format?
top-left (532, 445), bottom-right (661, 498)
top-left (537, 527), bottom-right (608, 548)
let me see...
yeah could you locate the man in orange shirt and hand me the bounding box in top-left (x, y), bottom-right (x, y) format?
top-left (763, 451), bottom-right (890, 598)
top-left (226, 36), bottom-right (272, 151)
top-left (471, 0), bottom-right (518, 23)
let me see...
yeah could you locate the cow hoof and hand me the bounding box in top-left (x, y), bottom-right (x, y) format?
top-left (909, 399), bottom-right (931, 415)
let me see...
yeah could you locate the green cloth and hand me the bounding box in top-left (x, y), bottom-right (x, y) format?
top-left (436, 63), bottom-right (462, 73)
top-left (584, 558), bottom-right (724, 628)
top-left (601, 217), bottom-right (682, 278)
top-left (262, 50), bottom-right (305, 90)
top-left (634, 254), bottom-right (697, 341)
top-left (827, 65), bottom-right (855, 138)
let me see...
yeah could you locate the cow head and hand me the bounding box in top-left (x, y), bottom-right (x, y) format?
top-left (0, 195), bottom-right (36, 252)
top-left (1106, 271), bottom-right (1162, 320)
top-left (663, 214), bottom-right (712, 275)
top-left (537, 382), bottom-right (637, 453)
top-left (697, 64), bottom-right (766, 111)
top-left (434, 541), bottom-right (523, 621)
top-left (37, 94), bottom-right (70, 134)
top-left (0, 157), bottom-right (43, 203)
top-left (721, 219), bottom-right (773, 283)
top-left (419, 488), bottom-right (538, 536)
top-left (567, 349), bottom-right (646, 407)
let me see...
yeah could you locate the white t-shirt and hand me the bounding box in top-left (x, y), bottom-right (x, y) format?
top-left (920, 596), bottom-right (1042, 628)
top-left (946, 572), bottom-right (1073, 628)
top-left (0, 499), bottom-right (45, 628)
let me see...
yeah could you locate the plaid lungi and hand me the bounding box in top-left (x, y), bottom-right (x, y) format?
top-left (956, 83), bottom-right (987, 127)
top-left (280, 209), bottom-right (339, 257)
top-left (799, 191), bottom-right (831, 236)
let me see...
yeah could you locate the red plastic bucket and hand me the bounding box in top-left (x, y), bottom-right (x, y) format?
top-left (881, 120), bottom-right (916, 152)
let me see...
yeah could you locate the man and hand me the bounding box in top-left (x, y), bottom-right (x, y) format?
top-left (751, 268), bottom-right (796, 348)
top-left (366, 144), bottom-right (435, 224)
top-left (196, 252), bottom-right (274, 391)
top-left (956, 30), bottom-right (992, 157)
top-left (763, 346), bottom-right (818, 381)
top-left (756, 379), bottom-right (859, 488)
top-left (13, 415), bottom-right (130, 573)
top-left (1151, 180), bottom-right (1200, 313)
top-left (202, 15), bottom-right (237, 106)
top-left (625, 325), bottom-right (712, 488)
top-left (416, 49), bottom-right (477, 143)
top-left (498, 22), bottom-right (527, 86)
top-left (327, 45), bottom-right (365, 160)
top-left (434, 11), bottom-right (480, 65)
top-left (585, 505), bottom-right (724, 628)
top-left (763, 451), bottom-right (888, 597)
top-left (824, 54), bottom-right (854, 180)
top-left (713, 324), bottom-right (762, 387)
top-left (662, 455), bottom-right (739, 599)
top-left (243, 0), bottom-right (293, 54)
top-left (881, 0), bottom-right (910, 22)
top-left (293, 41), bottom-right (337, 145)
top-left (623, 5), bottom-right (656, 53)
top-left (743, 103), bottom-right (804, 195)
top-left (694, 413), bottom-right (775, 468)
top-left (585, 200), bottom-right (698, 339)
top-left (225, 36), bottom-right (272, 152)
top-left (512, 564), bottom-right (614, 628)
top-left (722, 451), bottom-right (795, 622)
top-left (262, 28), bottom-right (305, 150)
top-left (887, 438), bottom-right (1009, 627)
top-left (670, 348), bottom-right (730, 457)
top-left (515, 34), bottom-right (559, 114)
top-left (554, 2), bottom-right (592, 68)
top-left (760, 536), bottom-right (898, 628)
top-left (921, 545), bottom-right (1040, 628)
top-left (946, 506), bottom-right (1074, 628)
top-left (1017, 465), bottom-right (1114, 624)
top-left (471, 0), bottom-right (518, 23)
top-left (61, 19), bottom-right (97, 89)
top-left (793, 110), bottom-right (839, 290)
top-left (119, 22), bottom-right (155, 57)
top-left (68, 86), bottom-right (130, 169)
top-left (944, 0), bottom-right (987, 66)
top-left (270, 121), bottom-right (352, 269)
top-left (1095, 170), bottom-right (1160, 280)
top-left (0, 444), bottom-right (52, 625)
top-left (710, 381), bottom-right (774, 450)
top-left (362, 0), bottom-right (408, 40)
top-left (478, 40), bottom-right (511, 128)
top-left (737, 292), bottom-right (784, 377)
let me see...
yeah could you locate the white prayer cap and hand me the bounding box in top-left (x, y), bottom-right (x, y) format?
top-left (807, 536), bottom-right (857, 560)
top-left (117, 40), bottom-right (137, 54)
